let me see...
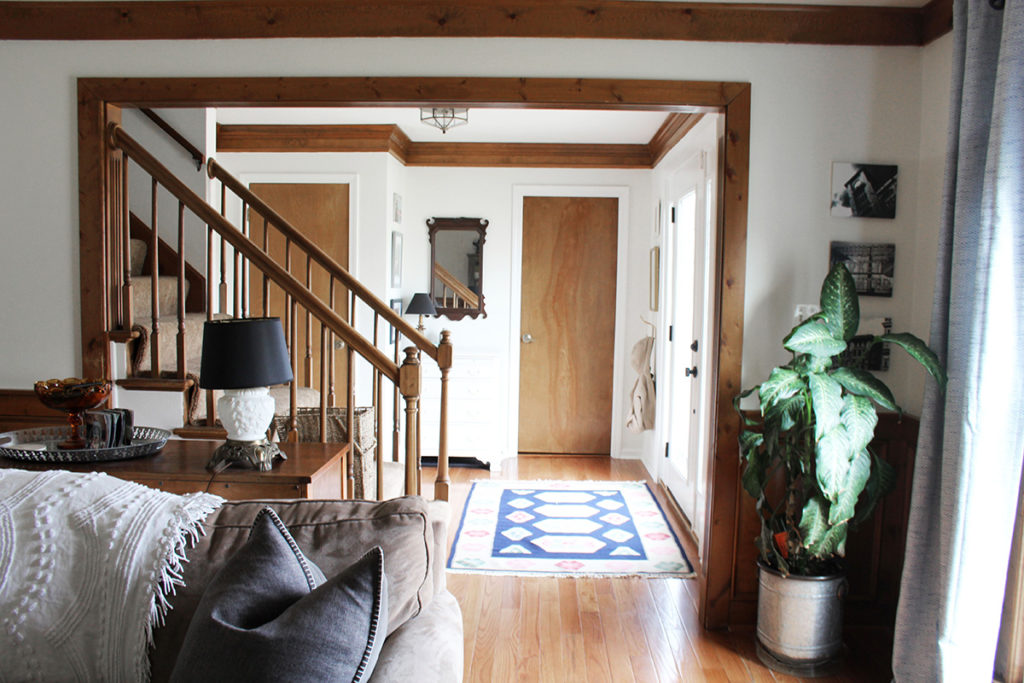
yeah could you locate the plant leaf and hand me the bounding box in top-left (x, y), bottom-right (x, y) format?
top-left (831, 367), bottom-right (899, 412)
top-left (758, 368), bottom-right (804, 408)
top-left (799, 495), bottom-right (830, 551)
top-left (808, 372), bottom-right (843, 441)
top-left (815, 425), bottom-right (853, 502)
top-left (840, 395), bottom-right (878, 453)
top-left (854, 451), bottom-right (896, 526)
top-left (828, 448), bottom-right (870, 526)
top-left (784, 320), bottom-right (847, 357)
top-left (879, 332), bottom-right (948, 391)
top-left (820, 263), bottom-right (860, 341)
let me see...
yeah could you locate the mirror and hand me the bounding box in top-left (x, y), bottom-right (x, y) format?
top-left (427, 217), bottom-right (488, 320)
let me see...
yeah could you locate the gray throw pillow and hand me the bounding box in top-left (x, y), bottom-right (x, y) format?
top-left (169, 506), bottom-right (388, 683)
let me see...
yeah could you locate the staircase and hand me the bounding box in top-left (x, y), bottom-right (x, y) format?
top-left (101, 123), bottom-right (452, 502)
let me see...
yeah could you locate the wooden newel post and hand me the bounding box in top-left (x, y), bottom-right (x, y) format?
top-left (435, 330), bottom-right (453, 502)
top-left (399, 347), bottom-right (421, 496)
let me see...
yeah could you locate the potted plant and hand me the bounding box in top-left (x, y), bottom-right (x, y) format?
top-left (735, 263), bottom-right (946, 676)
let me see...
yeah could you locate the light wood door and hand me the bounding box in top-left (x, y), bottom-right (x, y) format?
top-left (249, 183), bottom-right (349, 404)
top-left (518, 196), bottom-right (618, 455)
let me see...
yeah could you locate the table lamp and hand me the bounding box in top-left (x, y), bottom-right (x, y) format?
top-left (199, 317), bottom-right (293, 472)
top-left (406, 292), bottom-right (438, 332)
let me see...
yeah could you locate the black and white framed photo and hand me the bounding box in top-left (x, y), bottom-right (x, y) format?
top-left (830, 162), bottom-right (898, 219)
top-left (390, 231), bottom-right (403, 288)
top-left (830, 241), bottom-right (895, 297)
top-left (388, 298), bottom-right (402, 343)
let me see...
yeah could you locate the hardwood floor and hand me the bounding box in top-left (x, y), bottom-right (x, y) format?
top-left (422, 456), bottom-right (893, 683)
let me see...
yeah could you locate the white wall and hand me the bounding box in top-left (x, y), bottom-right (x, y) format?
top-left (121, 108), bottom-right (209, 271)
top-left (0, 37), bottom-right (947, 439)
top-left (402, 166), bottom-right (651, 462)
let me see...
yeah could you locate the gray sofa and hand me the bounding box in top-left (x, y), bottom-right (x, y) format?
top-left (149, 496), bottom-right (463, 682)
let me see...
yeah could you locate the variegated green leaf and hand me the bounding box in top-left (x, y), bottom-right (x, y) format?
top-left (799, 496), bottom-right (830, 550)
top-left (828, 448), bottom-right (871, 526)
top-left (808, 372), bottom-right (843, 441)
top-left (765, 394), bottom-right (806, 432)
top-left (820, 263), bottom-right (860, 342)
top-left (840, 395), bottom-right (878, 453)
top-left (817, 522), bottom-right (849, 559)
top-left (815, 425), bottom-right (853, 502)
top-left (741, 449), bottom-right (768, 500)
top-left (758, 368), bottom-right (804, 408)
top-left (831, 367), bottom-right (899, 412)
top-left (783, 320), bottom-right (847, 357)
top-left (854, 452), bottom-right (896, 526)
top-left (879, 332), bottom-right (948, 391)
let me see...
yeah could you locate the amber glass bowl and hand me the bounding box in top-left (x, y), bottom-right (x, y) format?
top-left (34, 378), bottom-right (112, 449)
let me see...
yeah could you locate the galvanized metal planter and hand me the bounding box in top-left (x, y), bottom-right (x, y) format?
top-left (756, 561), bottom-right (847, 678)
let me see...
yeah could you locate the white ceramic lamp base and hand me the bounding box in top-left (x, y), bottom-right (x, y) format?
top-left (206, 387), bottom-right (285, 472)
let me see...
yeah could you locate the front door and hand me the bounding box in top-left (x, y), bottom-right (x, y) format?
top-left (661, 145), bottom-right (717, 547)
top-left (518, 196), bottom-right (618, 455)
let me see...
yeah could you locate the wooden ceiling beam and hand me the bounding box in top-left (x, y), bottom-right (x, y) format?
top-left (215, 123), bottom-right (655, 168)
top-left (1, 0), bottom-right (951, 45)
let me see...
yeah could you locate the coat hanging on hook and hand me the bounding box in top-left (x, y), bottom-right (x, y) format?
top-left (626, 335), bottom-right (656, 432)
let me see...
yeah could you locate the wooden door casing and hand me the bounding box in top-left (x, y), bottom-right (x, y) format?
top-left (518, 196), bottom-right (618, 456)
top-left (249, 183), bottom-right (349, 403)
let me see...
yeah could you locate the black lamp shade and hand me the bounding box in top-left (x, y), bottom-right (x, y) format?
top-left (406, 292), bottom-right (437, 316)
top-left (199, 317), bottom-right (293, 390)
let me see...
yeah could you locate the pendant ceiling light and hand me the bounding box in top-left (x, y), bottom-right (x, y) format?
top-left (420, 107), bottom-right (468, 134)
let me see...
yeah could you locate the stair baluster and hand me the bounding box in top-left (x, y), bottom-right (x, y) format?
top-left (104, 123), bottom-right (450, 501)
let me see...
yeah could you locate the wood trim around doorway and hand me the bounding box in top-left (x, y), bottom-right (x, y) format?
top-left (76, 76), bottom-right (750, 629)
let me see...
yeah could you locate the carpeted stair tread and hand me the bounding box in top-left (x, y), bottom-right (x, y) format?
top-left (132, 276), bottom-right (190, 322)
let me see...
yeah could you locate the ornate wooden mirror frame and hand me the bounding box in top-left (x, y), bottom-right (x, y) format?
top-left (427, 217), bottom-right (488, 321)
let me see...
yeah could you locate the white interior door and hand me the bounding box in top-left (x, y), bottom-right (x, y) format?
top-left (661, 147), bottom-right (716, 547)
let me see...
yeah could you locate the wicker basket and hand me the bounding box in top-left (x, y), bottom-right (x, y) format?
top-left (270, 407), bottom-right (378, 499)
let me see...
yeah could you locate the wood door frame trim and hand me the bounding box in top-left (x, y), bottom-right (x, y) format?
top-left (76, 75), bottom-right (749, 629)
top-left (3, 0), bottom-right (953, 45)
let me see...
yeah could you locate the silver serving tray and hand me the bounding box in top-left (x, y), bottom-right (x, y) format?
top-left (0, 426), bottom-right (171, 463)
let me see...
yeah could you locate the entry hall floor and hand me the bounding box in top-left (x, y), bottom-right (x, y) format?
top-left (422, 456), bottom-right (893, 683)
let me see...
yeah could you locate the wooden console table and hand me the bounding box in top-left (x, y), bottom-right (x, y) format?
top-left (0, 439), bottom-right (349, 501)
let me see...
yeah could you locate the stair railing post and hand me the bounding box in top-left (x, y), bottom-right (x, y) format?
top-left (149, 177), bottom-right (161, 378)
top-left (435, 330), bottom-right (453, 502)
top-left (399, 347), bottom-right (421, 497)
top-left (120, 151), bottom-right (133, 334)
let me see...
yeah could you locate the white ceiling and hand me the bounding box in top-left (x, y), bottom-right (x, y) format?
top-left (216, 107), bottom-right (674, 145)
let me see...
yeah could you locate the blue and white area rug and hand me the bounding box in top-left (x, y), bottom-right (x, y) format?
top-left (447, 480), bottom-right (694, 577)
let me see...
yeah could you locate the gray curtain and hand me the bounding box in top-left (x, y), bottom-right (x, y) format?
top-left (892, 1), bottom-right (1024, 681)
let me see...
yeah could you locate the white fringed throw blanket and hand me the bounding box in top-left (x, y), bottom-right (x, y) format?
top-left (0, 469), bottom-right (223, 682)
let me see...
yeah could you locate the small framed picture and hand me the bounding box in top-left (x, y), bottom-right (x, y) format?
top-left (393, 192), bottom-right (402, 224)
top-left (389, 298), bottom-right (402, 343)
top-left (830, 162), bottom-right (898, 219)
top-left (649, 246), bottom-right (660, 311)
top-left (830, 241), bottom-right (895, 297)
top-left (390, 231), bottom-right (403, 288)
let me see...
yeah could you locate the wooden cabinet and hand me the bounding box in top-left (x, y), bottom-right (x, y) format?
top-left (0, 439), bottom-right (348, 501)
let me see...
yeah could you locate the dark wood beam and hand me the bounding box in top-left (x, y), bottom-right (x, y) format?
top-left (920, 0), bottom-right (954, 45)
top-left (2, 1), bottom-right (949, 45)
top-left (216, 123), bottom-right (655, 168)
top-left (648, 113), bottom-right (704, 168)
top-left (406, 141), bottom-right (652, 168)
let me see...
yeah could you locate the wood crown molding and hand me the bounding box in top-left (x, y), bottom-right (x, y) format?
top-left (3, 0), bottom-right (952, 45)
top-left (217, 123), bottom-right (657, 168)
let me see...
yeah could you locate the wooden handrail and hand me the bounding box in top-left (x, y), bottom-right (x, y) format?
top-left (140, 108), bottom-right (205, 171)
top-left (433, 263), bottom-right (479, 308)
top-left (206, 159), bottom-right (438, 362)
top-left (109, 123), bottom-right (399, 383)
